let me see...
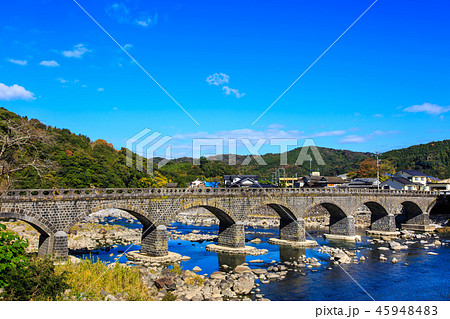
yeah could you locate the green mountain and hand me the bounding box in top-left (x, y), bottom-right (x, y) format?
top-left (382, 140), bottom-right (450, 179)
top-left (1, 107), bottom-right (449, 189)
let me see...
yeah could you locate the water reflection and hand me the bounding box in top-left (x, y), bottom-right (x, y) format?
top-left (279, 246), bottom-right (306, 263)
top-left (218, 253), bottom-right (245, 271)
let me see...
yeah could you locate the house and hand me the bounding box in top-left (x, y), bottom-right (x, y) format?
top-left (346, 178), bottom-right (380, 189)
top-left (189, 179), bottom-right (205, 188)
top-left (278, 177), bottom-right (304, 188)
top-left (224, 175), bottom-right (259, 187)
top-left (427, 178), bottom-right (450, 192)
top-left (302, 175), bottom-right (346, 188)
top-left (320, 176), bottom-right (347, 187)
top-left (380, 176), bottom-right (424, 190)
top-left (393, 170), bottom-right (428, 186)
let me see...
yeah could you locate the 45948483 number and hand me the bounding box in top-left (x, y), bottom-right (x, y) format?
top-left (376, 306), bottom-right (438, 316)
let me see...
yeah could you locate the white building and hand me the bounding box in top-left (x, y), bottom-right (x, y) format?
top-left (380, 176), bottom-right (424, 191)
top-left (393, 170), bottom-right (428, 186)
top-left (189, 179), bottom-right (205, 188)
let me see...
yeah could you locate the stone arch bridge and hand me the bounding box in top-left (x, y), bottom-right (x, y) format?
top-left (0, 187), bottom-right (440, 259)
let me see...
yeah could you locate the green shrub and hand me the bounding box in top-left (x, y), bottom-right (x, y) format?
top-left (0, 223), bottom-right (28, 288)
top-left (162, 292), bottom-right (177, 301)
top-left (2, 257), bottom-right (68, 300)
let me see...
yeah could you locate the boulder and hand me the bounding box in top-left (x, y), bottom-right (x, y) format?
top-left (250, 238), bottom-right (261, 244)
top-left (155, 277), bottom-right (176, 291)
top-left (234, 265), bottom-right (252, 274)
top-left (334, 251), bottom-right (351, 264)
top-left (266, 273), bottom-right (280, 280)
top-left (192, 266), bottom-right (202, 272)
top-left (210, 271), bottom-right (226, 280)
top-left (252, 268), bottom-right (268, 275)
top-left (232, 277), bottom-right (254, 294)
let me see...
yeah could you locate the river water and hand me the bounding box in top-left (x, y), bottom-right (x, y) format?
top-left (72, 218), bottom-right (450, 301)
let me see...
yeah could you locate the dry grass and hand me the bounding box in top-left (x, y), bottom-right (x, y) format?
top-left (56, 259), bottom-right (153, 300)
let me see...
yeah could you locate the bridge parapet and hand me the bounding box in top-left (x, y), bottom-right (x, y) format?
top-left (0, 187), bottom-right (439, 202)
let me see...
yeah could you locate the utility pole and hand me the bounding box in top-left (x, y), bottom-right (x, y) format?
top-left (375, 151), bottom-right (380, 190)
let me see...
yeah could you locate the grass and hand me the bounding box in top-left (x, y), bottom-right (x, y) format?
top-left (56, 259), bottom-right (153, 300)
top-left (185, 275), bottom-right (205, 286)
top-left (169, 263), bottom-right (182, 275)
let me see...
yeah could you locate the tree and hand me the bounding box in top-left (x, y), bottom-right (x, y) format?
top-left (0, 223), bottom-right (28, 288)
top-left (349, 158), bottom-right (395, 180)
top-left (0, 118), bottom-right (54, 189)
top-left (138, 171), bottom-right (170, 188)
top-left (0, 223), bottom-right (68, 300)
top-left (2, 256), bottom-right (68, 301)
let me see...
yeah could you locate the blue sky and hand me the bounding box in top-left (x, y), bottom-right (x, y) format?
top-left (1, 0), bottom-right (449, 158)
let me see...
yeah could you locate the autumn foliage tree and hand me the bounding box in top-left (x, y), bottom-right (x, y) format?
top-left (349, 158), bottom-right (395, 181)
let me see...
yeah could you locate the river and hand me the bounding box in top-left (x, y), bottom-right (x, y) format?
top-left (72, 218), bottom-right (450, 301)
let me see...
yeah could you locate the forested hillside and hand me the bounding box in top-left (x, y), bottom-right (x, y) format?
top-left (382, 140), bottom-right (450, 179)
top-left (1, 107), bottom-right (449, 189)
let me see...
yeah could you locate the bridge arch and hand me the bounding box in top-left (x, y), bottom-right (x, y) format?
top-left (306, 202), bottom-right (355, 236)
top-left (248, 202), bottom-right (304, 242)
top-left (0, 210), bottom-right (55, 236)
top-left (64, 204), bottom-right (154, 233)
top-left (175, 203), bottom-right (244, 248)
top-left (0, 210), bottom-right (58, 257)
top-left (63, 204), bottom-right (167, 257)
top-left (396, 201), bottom-right (425, 227)
top-left (428, 197), bottom-right (450, 225)
top-left (359, 201), bottom-right (396, 232)
top-left (175, 203), bottom-right (236, 226)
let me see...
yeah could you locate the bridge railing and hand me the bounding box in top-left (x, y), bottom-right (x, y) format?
top-left (0, 187), bottom-right (440, 201)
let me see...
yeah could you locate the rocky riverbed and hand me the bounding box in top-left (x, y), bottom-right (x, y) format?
top-left (2, 208), bottom-right (449, 301)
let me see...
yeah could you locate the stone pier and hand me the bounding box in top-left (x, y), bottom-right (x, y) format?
top-left (217, 221), bottom-right (245, 248)
top-left (280, 218), bottom-right (306, 242)
top-left (141, 225), bottom-right (169, 257)
top-left (371, 214), bottom-right (396, 232)
top-left (325, 216), bottom-right (359, 241)
top-left (38, 232), bottom-right (68, 259)
top-left (269, 218), bottom-right (317, 247)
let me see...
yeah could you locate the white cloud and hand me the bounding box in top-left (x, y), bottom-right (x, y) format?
top-left (339, 135), bottom-right (367, 144)
top-left (372, 114), bottom-right (384, 118)
top-left (107, 3), bottom-right (157, 27)
top-left (57, 78), bottom-right (68, 83)
top-left (339, 130), bottom-right (400, 144)
top-left (135, 13), bottom-right (158, 27)
top-left (40, 60), bottom-right (59, 67)
top-left (206, 73), bottom-right (230, 86)
top-left (123, 44), bottom-right (133, 50)
top-left (0, 83), bottom-right (35, 101)
top-left (8, 59), bottom-right (27, 66)
top-left (403, 103), bottom-right (450, 115)
top-left (310, 130), bottom-right (346, 138)
top-left (62, 44), bottom-right (91, 58)
top-left (98, 88), bottom-right (104, 92)
top-left (222, 86), bottom-right (245, 98)
top-left (106, 3), bottom-right (130, 23)
top-left (206, 73), bottom-right (245, 98)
